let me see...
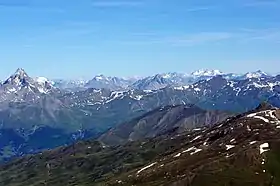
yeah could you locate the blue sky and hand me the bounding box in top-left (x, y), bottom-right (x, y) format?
top-left (0, 0), bottom-right (280, 79)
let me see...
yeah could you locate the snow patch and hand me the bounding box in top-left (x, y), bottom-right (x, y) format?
top-left (194, 88), bottom-right (201, 92)
top-left (225, 153), bottom-right (235, 158)
top-left (247, 125), bottom-right (252, 132)
top-left (181, 146), bottom-right (203, 155)
top-left (137, 162), bottom-right (157, 174)
top-left (260, 143), bottom-right (269, 154)
top-left (226, 145), bottom-right (235, 150)
top-left (253, 116), bottom-right (270, 123)
top-left (247, 113), bottom-right (257, 117)
top-left (193, 128), bottom-right (202, 131)
top-left (143, 90), bottom-right (153, 93)
top-left (174, 153), bottom-right (181, 158)
top-left (105, 91), bottom-right (125, 103)
top-left (8, 87), bottom-right (17, 92)
top-left (191, 135), bottom-right (202, 142)
top-left (38, 87), bottom-right (47, 94)
top-left (182, 147), bottom-right (196, 153)
top-left (174, 86), bottom-right (189, 90)
top-left (36, 77), bottom-right (48, 84)
top-left (131, 95), bottom-right (143, 100)
top-left (191, 69), bottom-right (223, 76)
top-left (249, 141), bottom-right (257, 145)
top-left (190, 148), bottom-right (202, 155)
top-left (162, 74), bottom-right (171, 79)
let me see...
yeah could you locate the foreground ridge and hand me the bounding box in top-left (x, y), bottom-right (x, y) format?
top-left (1, 105), bottom-right (280, 185)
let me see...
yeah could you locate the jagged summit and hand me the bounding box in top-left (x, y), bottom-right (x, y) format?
top-left (3, 68), bottom-right (32, 86)
top-left (243, 70), bottom-right (269, 79)
top-left (14, 68), bottom-right (27, 76)
top-left (0, 68), bottom-right (55, 102)
top-left (191, 69), bottom-right (224, 76)
top-left (85, 74), bottom-right (132, 90)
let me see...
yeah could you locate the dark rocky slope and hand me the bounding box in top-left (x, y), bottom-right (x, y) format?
top-left (1, 104), bottom-right (280, 185)
top-left (99, 104), bottom-right (232, 146)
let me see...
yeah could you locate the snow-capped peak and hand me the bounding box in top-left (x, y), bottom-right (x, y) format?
top-left (162, 73), bottom-right (171, 79)
top-left (191, 69), bottom-right (223, 77)
top-left (36, 77), bottom-right (48, 84)
top-left (160, 72), bottom-right (185, 79)
top-left (35, 77), bottom-right (55, 86)
top-left (4, 68), bottom-right (30, 86)
top-left (244, 70), bottom-right (268, 79)
top-left (14, 68), bottom-right (28, 77)
top-left (94, 74), bottom-right (108, 81)
top-left (0, 68), bottom-right (55, 99)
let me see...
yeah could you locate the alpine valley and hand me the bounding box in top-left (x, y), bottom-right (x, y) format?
top-left (0, 68), bottom-right (280, 162)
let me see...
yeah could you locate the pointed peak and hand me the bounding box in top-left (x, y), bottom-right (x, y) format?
top-left (15, 68), bottom-right (26, 74)
top-left (2, 68), bottom-right (32, 86)
top-left (13, 68), bottom-right (29, 78)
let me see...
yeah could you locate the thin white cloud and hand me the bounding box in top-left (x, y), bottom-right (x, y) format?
top-left (91, 1), bottom-right (144, 7)
top-left (120, 32), bottom-right (233, 46)
top-left (120, 28), bottom-right (280, 46)
top-left (247, 32), bottom-right (280, 41)
top-left (186, 6), bottom-right (213, 12)
top-left (234, 28), bottom-right (280, 43)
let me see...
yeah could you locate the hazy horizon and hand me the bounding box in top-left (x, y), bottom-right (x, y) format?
top-left (0, 67), bottom-right (279, 81)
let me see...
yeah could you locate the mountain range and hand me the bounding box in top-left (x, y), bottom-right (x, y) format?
top-left (33, 69), bottom-right (273, 91)
top-left (0, 68), bottom-right (280, 161)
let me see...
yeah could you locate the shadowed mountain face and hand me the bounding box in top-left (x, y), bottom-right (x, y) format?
top-left (99, 104), bottom-right (232, 146)
top-left (1, 104), bottom-right (280, 186)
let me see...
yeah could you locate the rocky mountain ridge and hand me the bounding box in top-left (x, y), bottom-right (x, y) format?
top-left (99, 104), bottom-right (232, 146)
top-left (0, 68), bottom-right (280, 161)
top-left (2, 69), bottom-right (272, 91)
